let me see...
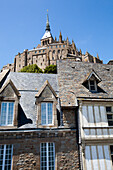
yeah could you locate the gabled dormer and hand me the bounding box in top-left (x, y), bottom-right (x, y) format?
top-left (35, 80), bottom-right (58, 128)
top-left (83, 70), bottom-right (102, 92)
top-left (0, 79), bottom-right (21, 128)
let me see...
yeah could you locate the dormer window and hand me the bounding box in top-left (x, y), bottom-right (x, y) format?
top-left (88, 80), bottom-right (97, 92)
top-left (41, 102), bottom-right (53, 125)
top-left (0, 79), bottom-right (21, 128)
top-left (82, 70), bottom-right (102, 93)
top-left (0, 102), bottom-right (14, 126)
top-left (35, 80), bottom-right (58, 128)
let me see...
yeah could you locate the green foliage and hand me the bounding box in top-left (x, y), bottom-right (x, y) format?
top-left (44, 65), bottom-right (57, 74)
top-left (20, 64), bottom-right (43, 73)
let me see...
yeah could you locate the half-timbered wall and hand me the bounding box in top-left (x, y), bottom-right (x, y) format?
top-left (81, 104), bottom-right (113, 139)
top-left (81, 103), bottom-right (113, 170)
top-left (84, 145), bottom-right (112, 170)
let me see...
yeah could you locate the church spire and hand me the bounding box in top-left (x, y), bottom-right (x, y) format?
top-left (46, 10), bottom-right (50, 31)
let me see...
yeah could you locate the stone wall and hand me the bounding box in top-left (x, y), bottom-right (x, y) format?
top-left (63, 108), bottom-right (77, 128)
top-left (0, 130), bottom-right (80, 170)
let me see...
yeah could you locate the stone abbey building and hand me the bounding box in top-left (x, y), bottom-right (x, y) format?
top-left (2, 14), bottom-right (102, 72)
top-left (1, 14), bottom-right (113, 170)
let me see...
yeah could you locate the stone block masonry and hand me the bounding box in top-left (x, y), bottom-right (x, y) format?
top-left (0, 130), bottom-right (80, 170)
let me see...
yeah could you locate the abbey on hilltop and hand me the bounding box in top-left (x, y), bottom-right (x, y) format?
top-left (1, 13), bottom-right (113, 170)
top-left (2, 13), bottom-right (102, 72)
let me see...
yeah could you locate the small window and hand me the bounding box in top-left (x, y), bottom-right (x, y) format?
top-left (56, 45), bottom-right (57, 48)
top-left (39, 50), bottom-right (41, 53)
top-left (19, 64), bottom-right (21, 67)
top-left (88, 80), bottom-right (97, 92)
top-left (106, 106), bottom-right (112, 112)
top-left (0, 144), bottom-right (13, 169)
top-left (41, 103), bottom-right (53, 125)
top-left (110, 145), bottom-right (113, 163)
top-left (53, 50), bottom-right (55, 54)
top-left (0, 102), bottom-right (14, 126)
top-left (63, 45), bottom-right (65, 48)
top-left (35, 51), bottom-right (37, 53)
top-left (51, 46), bottom-right (53, 49)
top-left (58, 50), bottom-right (60, 54)
top-left (59, 45), bottom-right (61, 48)
top-left (52, 57), bottom-right (54, 60)
top-left (40, 143), bottom-right (55, 170)
top-left (106, 106), bottom-right (113, 126)
top-left (43, 50), bottom-right (45, 52)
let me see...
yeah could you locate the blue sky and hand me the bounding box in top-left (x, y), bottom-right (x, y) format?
top-left (0, 0), bottom-right (113, 70)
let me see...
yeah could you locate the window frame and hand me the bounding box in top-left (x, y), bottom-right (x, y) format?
top-left (88, 80), bottom-right (97, 92)
top-left (0, 144), bottom-right (13, 170)
top-left (41, 102), bottom-right (53, 126)
top-left (106, 106), bottom-right (113, 126)
top-left (0, 102), bottom-right (14, 126)
top-left (110, 145), bottom-right (113, 164)
top-left (40, 142), bottom-right (55, 170)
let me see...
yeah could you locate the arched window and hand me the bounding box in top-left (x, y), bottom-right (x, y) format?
top-left (58, 50), bottom-right (60, 53)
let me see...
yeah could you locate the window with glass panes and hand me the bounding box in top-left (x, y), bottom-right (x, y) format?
top-left (110, 145), bottom-right (113, 164)
top-left (0, 144), bottom-right (13, 170)
top-left (88, 80), bottom-right (97, 92)
top-left (0, 102), bottom-right (14, 126)
top-left (106, 106), bottom-right (113, 126)
top-left (41, 103), bottom-right (53, 125)
top-left (40, 143), bottom-right (55, 170)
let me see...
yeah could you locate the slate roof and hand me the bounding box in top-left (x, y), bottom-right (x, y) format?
top-left (4, 72), bottom-right (58, 92)
top-left (2, 72), bottom-right (58, 129)
top-left (57, 60), bottom-right (113, 106)
top-left (41, 30), bottom-right (52, 40)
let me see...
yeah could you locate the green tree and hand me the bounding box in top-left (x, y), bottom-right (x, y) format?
top-left (20, 64), bottom-right (43, 73)
top-left (44, 65), bottom-right (57, 74)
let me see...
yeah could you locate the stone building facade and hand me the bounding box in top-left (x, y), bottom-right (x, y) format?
top-left (1, 14), bottom-right (102, 72)
top-left (57, 59), bottom-right (113, 170)
top-left (1, 59), bottom-right (113, 169)
top-left (0, 70), bottom-right (80, 170)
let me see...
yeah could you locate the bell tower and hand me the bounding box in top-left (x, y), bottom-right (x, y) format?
top-left (41, 11), bottom-right (54, 46)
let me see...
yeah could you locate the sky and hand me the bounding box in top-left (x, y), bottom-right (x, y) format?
top-left (0, 0), bottom-right (113, 70)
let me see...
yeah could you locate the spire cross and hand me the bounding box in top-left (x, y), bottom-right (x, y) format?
top-left (46, 10), bottom-right (50, 31)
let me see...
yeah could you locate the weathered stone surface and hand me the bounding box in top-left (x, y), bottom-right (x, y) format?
top-left (63, 109), bottom-right (76, 128)
top-left (0, 132), bottom-right (80, 170)
top-left (57, 60), bottom-right (113, 106)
